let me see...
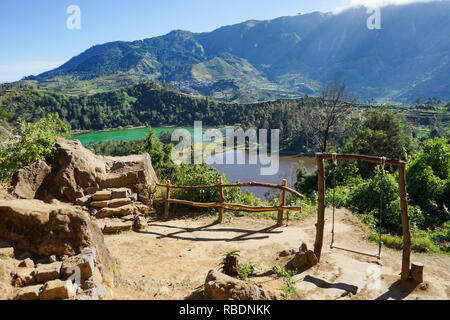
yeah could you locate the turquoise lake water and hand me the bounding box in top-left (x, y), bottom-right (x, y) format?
top-left (72, 127), bottom-right (195, 145)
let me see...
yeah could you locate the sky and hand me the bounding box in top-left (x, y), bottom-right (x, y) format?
top-left (0, 0), bottom-right (444, 82)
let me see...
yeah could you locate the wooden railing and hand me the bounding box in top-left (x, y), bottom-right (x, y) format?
top-left (154, 178), bottom-right (304, 226)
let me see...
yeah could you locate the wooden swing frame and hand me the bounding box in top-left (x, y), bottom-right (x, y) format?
top-left (313, 153), bottom-right (412, 281)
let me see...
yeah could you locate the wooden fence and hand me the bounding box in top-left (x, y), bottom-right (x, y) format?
top-left (154, 178), bottom-right (304, 226)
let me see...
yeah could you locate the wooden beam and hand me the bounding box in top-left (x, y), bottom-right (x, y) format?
top-left (277, 179), bottom-right (287, 226)
top-left (218, 176), bottom-right (224, 223)
top-left (156, 198), bottom-right (302, 212)
top-left (156, 182), bottom-right (304, 199)
top-left (314, 155), bottom-right (326, 261)
top-left (316, 153), bottom-right (406, 167)
top-left (398, 163), bottom-right (412, 281)
top-left (164, 180), bottom-right (171, 219)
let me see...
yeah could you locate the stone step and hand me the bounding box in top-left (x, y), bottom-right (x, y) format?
top-left (92, 190), bottom-right (111, 201)
top-left (97, 204), bottom-right (136, 218)
top-left (102, 219), bottom-right (133, 234)
top-left (90, 197), bottom-right (133, 209)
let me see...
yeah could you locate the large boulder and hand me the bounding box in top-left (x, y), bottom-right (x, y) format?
top-left (11, 161), bottom-right (51, 199)
top-left (0, 199), bottom-right (117, 285)
top-left (204, 270), bottom-right (270, 300)
top-left (45, 138), bottom-right (157, 202)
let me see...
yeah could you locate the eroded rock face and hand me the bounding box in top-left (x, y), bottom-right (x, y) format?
top-left (11, 161), bottom-right (51, 199)
top-left (204, 270), bottom-right (270, 300)
top-left (45, 138), bottom-right (158, 203)
top-left (0, 199), bottom-right (117, 286)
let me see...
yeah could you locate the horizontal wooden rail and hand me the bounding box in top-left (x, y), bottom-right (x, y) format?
top-left (316, 153), bottom-right (406, 166)
top-left (155, 178), bottom-right (303, 226)
top-left (154, 198), bottom-right (302, 212)
top-left (156, 181), bottom-right (304, 199)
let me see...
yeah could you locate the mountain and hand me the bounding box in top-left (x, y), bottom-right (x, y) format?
top-left (25, 1), bottom-right (450, 103)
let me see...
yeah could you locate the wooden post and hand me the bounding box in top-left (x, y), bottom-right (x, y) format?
top-left (398, 163), bottom-right (411, 281)
top-left (314, 154), bottom-right (325, 261)
top-left (411, 262), bottom-right (424, 283)
top-left (164, 180), bottom-right (171, 219)
top-left (277, 179), bottom-right (287, 226)
top-left (218, 176), bottom-right (225, 223)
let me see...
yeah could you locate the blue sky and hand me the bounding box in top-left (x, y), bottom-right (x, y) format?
top-left (0, 0), bottom-right (440, 82)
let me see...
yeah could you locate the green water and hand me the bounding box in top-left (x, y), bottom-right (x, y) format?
top-left (72, 127), bottom-right (195, 146)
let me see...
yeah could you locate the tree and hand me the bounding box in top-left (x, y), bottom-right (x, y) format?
top-left (341, 106), bottom-right (416, 178)
top-left (310, 81), bottom-right (356, 153)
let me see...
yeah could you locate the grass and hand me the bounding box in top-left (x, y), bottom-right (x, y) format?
top-left (271, 265), bottom-right (297, 300)
top-left (355, 215), bottom-right (446, 254)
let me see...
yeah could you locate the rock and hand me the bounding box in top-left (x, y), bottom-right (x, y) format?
top-left (128, 193), bottom-right (138, 202)
top-left (92, 191), bottom-right (111, 201)
top-left (19, 258), bottom-right (35, 268)
top-left (61, 253), bottom-right (95, 283)
top-left (15, 251), bottom-right (32, 260)
top-left (108, 198), bottom-right (133, 208)
top-left (111, 188), bottom-right (131, 199)
top-left (44, 138), bottom-right (158, 202)
top-left (299, 242), bottom-right (308, 253)
top-left (103, 220), bottom-right (133, 234)
top-left (291, 252), bottom-right (308, 269)
top-left (0, 245), bottom-right (14, 257)
top-left (39, 279), bottom-right (76, 300)
top-left (97, 205), bottom-right (136, 218)
top-left (90, 200), bottom-right (109, 208)
top-left (133, 215), bottom-right (148, 230)
top-left (11, 161), bottom-right (51, 199)
top-left (0, 199), bottom-right (117, 286)
top-left (135, 202), bottom-right (150, 214)
top-left (75, 196), bottom-right (91, 206)
top-left (12, 268), bottom-right (35, 287)
top-left (34, 262), bottom-right (62, 283)
top-left (204, 270), bottom-right (270, 300)
top-left (306, 250), bottom-right (319, 266)
top-left (13, 284), bottom-right (43, 300)
top-left (279, 249), bottom-right (295, 257)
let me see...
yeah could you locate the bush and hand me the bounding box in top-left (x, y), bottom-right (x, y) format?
top-left (347, 170), bottom-right (424, 234)
top-left (406, 137), bottom-right (450, 226)
top-left (0, 113), bottom-right (70, 181)
top-left (173, 164), bottom-right (241, 205)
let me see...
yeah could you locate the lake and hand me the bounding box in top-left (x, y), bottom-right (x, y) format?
top-left (206, 149), bottom-right (316, 199)
top-left (72, 127), bottom-right (316, 199)
top-left (72, 126), bottom-right (195, 145)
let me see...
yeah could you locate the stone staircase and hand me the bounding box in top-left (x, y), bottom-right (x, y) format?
top-left (75, 188), bottom-right (152, 234)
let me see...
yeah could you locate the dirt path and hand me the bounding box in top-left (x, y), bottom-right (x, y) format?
top-left (104, 208), bottom-right (450, 300)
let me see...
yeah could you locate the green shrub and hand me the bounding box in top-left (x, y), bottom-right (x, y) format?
top-left (406, 137), bottom-right (450, 226)
top-left (0, 113), bottom-right (70, 181)
top-left (173, 164), bottom-right (241, 205)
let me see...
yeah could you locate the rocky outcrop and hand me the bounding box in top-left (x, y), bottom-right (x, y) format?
top-left (45, 138), bottom-right (157, 202)
top-left (0, 199), bottom-right (117, 285)
top-left (204, 270), bottom-right (270, 300)
top-left (11, 161), bottom-right (51, 199)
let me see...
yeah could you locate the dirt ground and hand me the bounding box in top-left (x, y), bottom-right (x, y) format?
top-left (104, 208), bottom-right (450, 300)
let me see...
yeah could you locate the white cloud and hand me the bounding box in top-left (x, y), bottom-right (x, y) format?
top-left (0, 60), bottom-right (64, 83)
top-left (333, 0), bottom-right (445, 14)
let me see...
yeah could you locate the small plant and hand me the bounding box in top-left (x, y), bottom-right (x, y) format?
top-left (237, 261), bottom-right (256, 280)
top-left (218, 250), bottom-right (240, 277)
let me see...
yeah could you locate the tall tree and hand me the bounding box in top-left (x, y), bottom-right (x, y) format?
top-left (311, 81), bottom-right (356, 153)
